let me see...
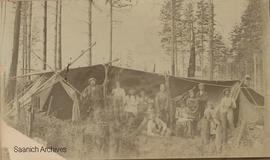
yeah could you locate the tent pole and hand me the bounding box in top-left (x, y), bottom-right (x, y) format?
top-left (102, 64), bottom-right (108, 107)
top-left (28, 102), bottom-right (34, 137)
top-left (165, 73), bottom-right (173, 128)
top-left (47, 95), bottom-right (53, 116)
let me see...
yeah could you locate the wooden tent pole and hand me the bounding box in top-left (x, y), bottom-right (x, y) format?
top-left (103, 64), bottom-right (108, 107)
top-left (28, 102), bottom-right (34, 137)
top-left (46, 95), bottom-right (53, 116)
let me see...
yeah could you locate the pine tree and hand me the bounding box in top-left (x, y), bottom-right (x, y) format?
top-left (208, 0), bottom-right (214, 80)
top-left (27, 1), bottom-right (32, 77)
top-left (160, 0), bottom-right (184, 75)
top-left (54, 0), bottom-right (59, 70)
top-left (184, 3), bottom-right (196, 77)
top-left (195, 0), bottom-right (209, 76)
top-left (230, 0), bottom-right (264, 91)
top-left (88, 0), bottom-right (93, 65)
top-left (43, 1), bottom-right (47, 70)
top-left (106, 0), bottom-right (133, 63)
top-left (58, 0), bottom-right (62, 69)
top-left (6, 2), bottom-right (22, 102)
top-left (213, 32), bottom-right (230, 79)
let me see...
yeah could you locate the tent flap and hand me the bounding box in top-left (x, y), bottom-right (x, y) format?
top-left (60, 81), bottom-right (80, 121)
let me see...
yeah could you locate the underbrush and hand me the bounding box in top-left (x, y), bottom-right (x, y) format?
top-left (32, 112), bottom-right (108, 160)
top-left (4, 108), bottom-right (264, 159)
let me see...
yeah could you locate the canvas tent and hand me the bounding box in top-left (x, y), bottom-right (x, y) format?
top-left (33, 74), bottom-right (81, 121)
top-left (14, 64), bottom-right (264, 124)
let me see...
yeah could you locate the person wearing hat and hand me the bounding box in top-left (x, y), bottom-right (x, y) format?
top-left (218, 88), bottom-right (236, 144)
top-left (196, 83), bottom-right (208, 119)
top-left (243, 74), bottom-right (251, 87)
top-left (81, 77), bottom-right (103, 121)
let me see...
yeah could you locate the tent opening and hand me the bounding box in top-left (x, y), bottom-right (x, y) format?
top-left (49, 82), bottom-right (73, 120)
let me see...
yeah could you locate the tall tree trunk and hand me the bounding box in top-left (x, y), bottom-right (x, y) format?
top-left (22, 2), bottom-right (28, 76)
top-left (182, 53), bottom-right (185, 76)
top-left (109, 0), bottom-right (113, 63)
top-left (58, 0), bottom-right (62, 69)
top-left (0, 1), bottom-right (7, 58)
top-left (188, 22), bottom-right (195, 77)
top-left (27, 1), bottom-right (32, 80)
top-left (200, 4), bottom-right (205, 78)
top-left (88, 0), bottom-right (92, 65)
top-left (175, 41), bottom-right (178, 75)
top-left (171, 0), bottom-right (176, 76)
top-left (54, 0), bottom-right (59, 70)
top-left (43, 1), bottom-right (47, 70)
top-left (208, 0), bottom-right (214, 80)
top-left (6, 2), bottom-right (22, 103)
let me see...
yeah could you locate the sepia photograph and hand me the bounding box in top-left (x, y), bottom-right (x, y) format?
top-left (0, 0), bottom-right (269, 159)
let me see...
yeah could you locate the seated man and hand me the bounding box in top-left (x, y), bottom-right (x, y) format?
top-left (146, 107), bottom-right (169, 137)
top-left (112, 81), bottom-right (126, 121)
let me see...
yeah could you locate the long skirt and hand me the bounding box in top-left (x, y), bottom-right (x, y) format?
top-left (220, 112), bottom-right (227, 144)
top-left (113, 98), bottom-right (124, 121)
top-left (201, 118), bottom-right (211, 145)
top-left (227, 109), bottom-right (235, 130)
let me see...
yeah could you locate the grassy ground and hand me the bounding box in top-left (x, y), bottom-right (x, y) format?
top-left (134, 124), bottom-right (264, 159)
top-left (5, 110), bottom-right (264, 159)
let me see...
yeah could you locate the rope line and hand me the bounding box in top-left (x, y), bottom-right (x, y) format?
top-left (243, 86), bottom-right (259, 106)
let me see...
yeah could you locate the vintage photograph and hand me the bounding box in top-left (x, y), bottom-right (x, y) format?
top-left (0, 0), bottom-right (269, 159)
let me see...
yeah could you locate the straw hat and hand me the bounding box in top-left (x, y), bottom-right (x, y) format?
top-left (223, 88), bottom-right (231, 94)
top-left (88, 77), bottom-right (96, 82)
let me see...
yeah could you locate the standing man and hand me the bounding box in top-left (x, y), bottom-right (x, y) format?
top-left (81, 77), bottom-right (103, 121)
top-left (137, 91), bottom-right (148, 117)
top-left (186, 89), bottom-right (199, 137)
top-left (219, 88), bottom-right (236, 144)
top-left (196, 83), bottom-right (208, 119)
top-left (155, 83), bottom-right (169, 125)
top-left (112, 81), bottom-right (125, 121)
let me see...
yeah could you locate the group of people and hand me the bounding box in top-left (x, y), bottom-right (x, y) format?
top-left (174, 83), bottom-right (237, 153)
top-left (175, 83), bottom-right (208, 137)
top-left (80, 77), bottom-right (237, 153)
top-left (111, 81), bottom-right (153, 126)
